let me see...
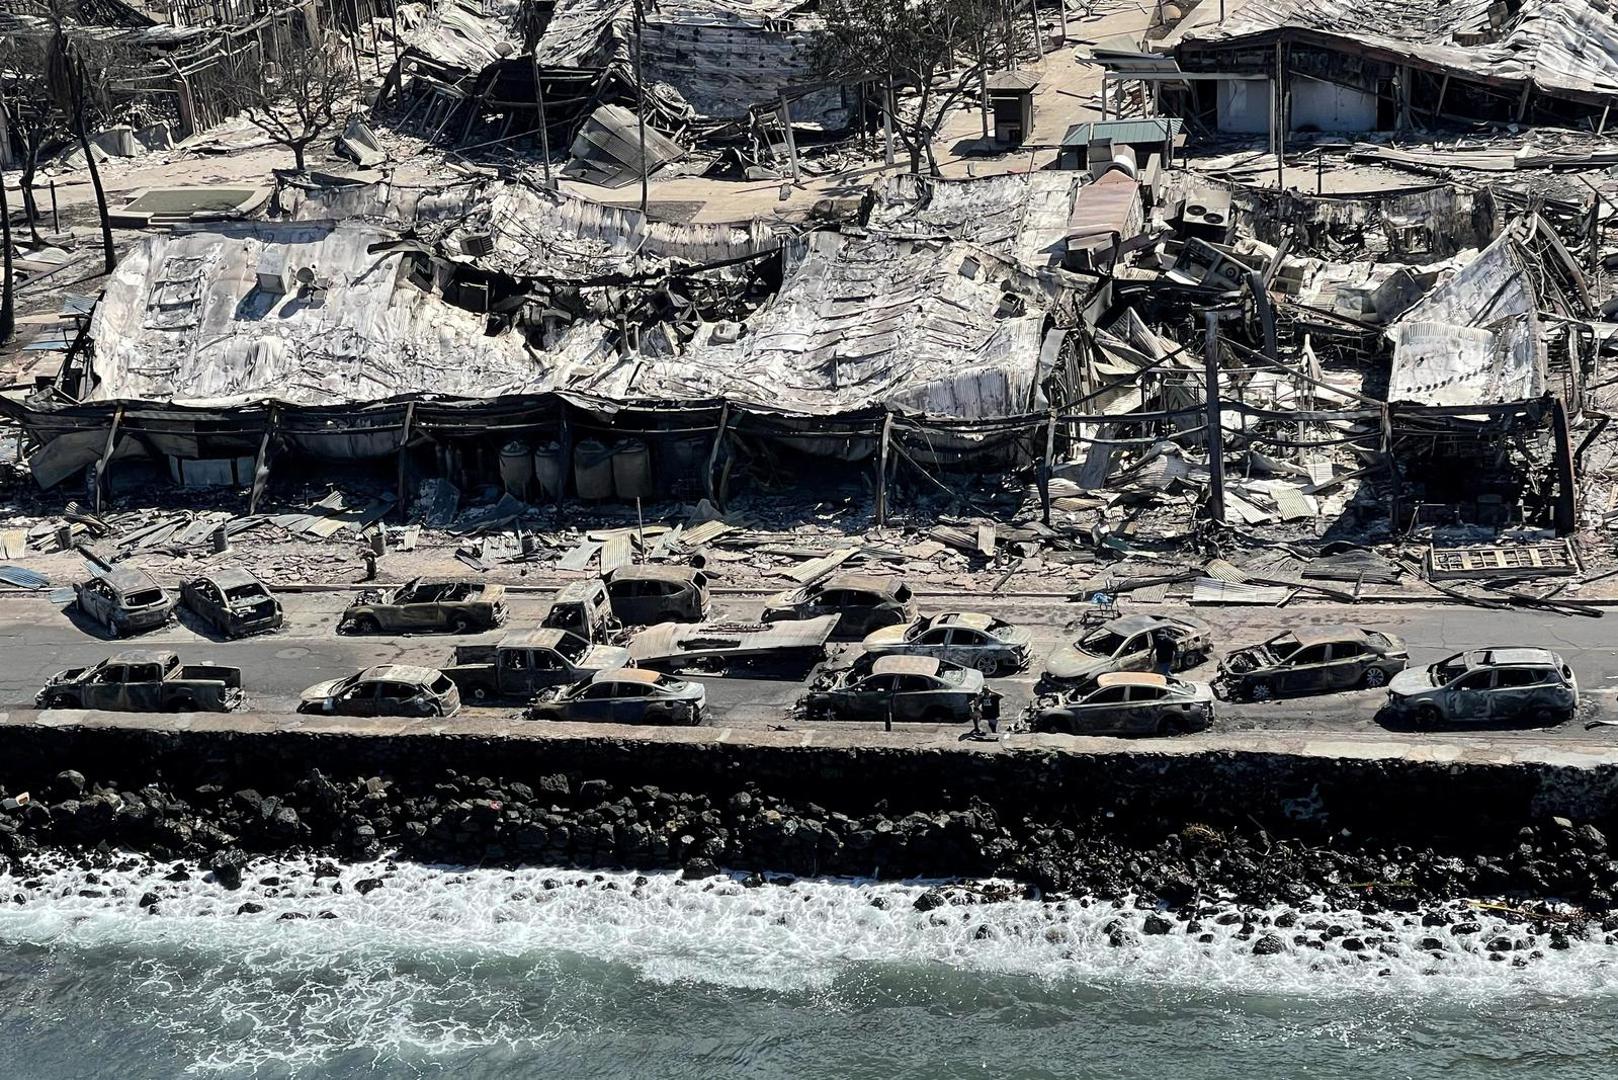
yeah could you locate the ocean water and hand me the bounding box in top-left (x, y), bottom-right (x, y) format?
top-left (0, 857), bottom-right (1615, 1079)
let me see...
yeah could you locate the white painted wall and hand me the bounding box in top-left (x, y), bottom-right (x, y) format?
top-left (1216, 80), bottom-right (1271, 133)
top-left (1291, 78), bottom-right (1379, 132)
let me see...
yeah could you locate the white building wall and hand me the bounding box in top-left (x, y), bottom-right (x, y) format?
top-left (1216, 79), bottom-right (1271, 133)
top-left (1291, 78), bottom-right (1379, 131)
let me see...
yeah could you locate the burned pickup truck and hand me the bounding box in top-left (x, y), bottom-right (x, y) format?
top-left (36, 651), bottom-right (244, 712)
top-left (442, 628), bottom-right (634, 702)
top-left (341, 579), bottom-right (507, 634)
top-left (1217, 625), bottom-right (1407, 701)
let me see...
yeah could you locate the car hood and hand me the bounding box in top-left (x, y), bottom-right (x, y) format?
top-left (581, 646), bottom-right (632, 672)
top-left (42, 668), bottom-right (84, 686)
top-left (1043, 647), bottom-right (1112, 681)
top-left (862, 625), bottom-right (911, 649)
top-left (953, 669), bottom-right (988, 693)
top-left (300, 680), bottom-right (343, 701)
top-left (996, 627), bottom-right (1034, 649)
top-left (1388, 668), bottom-right (1438, 696)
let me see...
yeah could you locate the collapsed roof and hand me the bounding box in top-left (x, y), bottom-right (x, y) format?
top-left (864, 173), bottom-right (1081, 269)
top-left (83, 221), bottom-right (582, 406)
top-left (587, 229), bottom-right (1061, 415)
top-left (1186, 0), bottom-right (1618, 103)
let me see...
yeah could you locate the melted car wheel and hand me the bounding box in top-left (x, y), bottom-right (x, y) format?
top-left (1248, 682), bottom-right (1273, 702)
top-left (1362, 667), bottom-right (1389, 689)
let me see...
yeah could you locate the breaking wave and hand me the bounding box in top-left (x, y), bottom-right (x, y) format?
top-left (3, 855), bottom-right (1617, 1074)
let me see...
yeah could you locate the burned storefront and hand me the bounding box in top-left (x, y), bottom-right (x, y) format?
top-left (1173, 0), bottom-right (1618, 135)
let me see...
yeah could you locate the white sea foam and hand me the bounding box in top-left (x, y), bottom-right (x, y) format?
top-left (2, 855), bottom-right (1617, 1071)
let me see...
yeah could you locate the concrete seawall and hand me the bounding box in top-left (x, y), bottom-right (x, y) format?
top-left (4, 711), bottom-right (1618, 844)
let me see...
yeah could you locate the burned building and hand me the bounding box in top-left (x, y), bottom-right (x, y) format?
top-left (1175, 0), bottom-right (1618, 134)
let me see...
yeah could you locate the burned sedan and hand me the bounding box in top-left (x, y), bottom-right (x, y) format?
top-left (860, 612), bottom-right (1033, 676)
top-left (1028, 672), bottom-right (1213, 737)
top-left (73, 567), bottom-right (174, 638)
top-left (525, 669), bottom-right (706, 725)
top-left (299, 665), bottom-right (462, 717)
top-left (341, 579), bottom-right (507, 634)
top-left (803, 655), bottom-right (1000, 724)
top-left (1387, 648), bottom-right (1579, 727)
top-left (762, 573), bottom-right (918, 639)
top-left (1217, 625), bottom-right (1407, 701)
top-left (1042, 614), bottom-right (1211, 688)
top-left (180, 569), bottom-right (283, 638)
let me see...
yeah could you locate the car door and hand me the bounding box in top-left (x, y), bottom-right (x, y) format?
top-left (609, 580), bottom-right (648, 625)
top-left (1124, 684), bottom-right (1169, 733)
top-left (125, 661), bottom-right (165, 711)
top-left (846, 674), bottom-right (900, 721)
top-left (81, 664), bottom-right (127, 711)
top-left (1489, 667), bottom-right (1541, 722)
top-left (333, 680), bottom-right (381, 717)
top-left (1117, 632), bottom-right (1153, 673)
top-left (569, 682), bottom-right (620, 721)
top-left (912, 626), bottom-right (952, 660)
top-left (80, 581), bottom-right (112, 627)
top-left (891, 674), bottom-right (947, 722)
top-left (1321, 642), bottom-right (1368, 690)
top-left (944, 628), bottom-right (986, 669)
top-left (377, 680), bottom-right (430, 716)
top-left (1443, 669), bottom-right (1494, 722)
top-left (1072, 685), bottom-right (1130, 733)
top-left (1278, 644), bottom-right (1332, 694)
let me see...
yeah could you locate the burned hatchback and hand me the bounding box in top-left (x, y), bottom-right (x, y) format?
top-left (180, 569), bottom-right (283, 638)
top-left (73, 567), bottom-right (174, 638)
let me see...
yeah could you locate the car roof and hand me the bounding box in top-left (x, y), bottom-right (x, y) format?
top-left (107, 650), bottom-right (177, 665)
top-left (195, 568), bottom-right (263, 589)
top-left (1096, 671), bottom-right (1168, 688)
top-left (592, 668), bottom-right (663, 684)
top-left (505, 627), bottom-right (574, 649)
top-left (553, 579), bottom-right (608, 601)
top-left (1475, 647), bottom-right (1560, 667)
top-left (871, 655), bottom-right (942, 677)
top-left (936, 612), bottom-right (994, 630)
top-left (1103, 614), bottom-right (1166, 635)
top-left (360, 664), bottom-right (439, 683)
top-left (612, 565), bottom-right (700, 583)
top-left (1291, 624), bottom-right (1366, 647)
top-left (823, 573), bottom-right (904, 594)
top-left (103, 566), bottom-right (160, 591)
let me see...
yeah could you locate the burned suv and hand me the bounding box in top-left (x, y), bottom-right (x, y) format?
top-left (341, 579), bottom-right (507, 634)
top-left (1218, 625), bottom-right (1407, 701)
top-left (1387, 648), bottom-right (1579, 727)
top-left (73, 567), bottom-right (174, 638)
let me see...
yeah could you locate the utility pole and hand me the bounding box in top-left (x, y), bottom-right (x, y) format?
top-left (632, 0), bottom-right (649, 213)
top-left (1202, 309), bottom-right (1226, 526)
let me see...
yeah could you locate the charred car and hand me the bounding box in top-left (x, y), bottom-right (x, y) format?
top-left (541, 578), bottom-right (621, 642)
top-left (73, 567), bottom-right (174, 638)
top-left (1042, 614), bottom-right (1211, 688)
top-left (1028, 672), bottom-right (1213, 737)
top-left (605, 566), bottom-right (711, 625)
top-left (525, 669), bottom-right (706, 725)
top-left (803, 655), bottom-right (1000, 724)
top-left (341, 579), bottom-right (507, 634)
top-left (180, 569), bottom-right (283, 638)
top-left (1217, 625), bottom-right (1407, 701)
top-left (443, 628), bottom-right (633, 702)
top-left (37, 651), bottom-right (243, 713)
top-left (860, 612), bottom-right (1032, 676)
top-left (762, 573), bottom-right (918, 639)
top-left (299, 665), bottom-right (462, 717)
top-left (1387, 648), bottom-right (1579, 727)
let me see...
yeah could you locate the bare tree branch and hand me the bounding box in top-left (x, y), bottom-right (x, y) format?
top-left (215, 29), bottom-right (358, 173)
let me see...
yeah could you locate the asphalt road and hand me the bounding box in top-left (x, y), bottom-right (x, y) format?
top-left (3, 592), bottom-right (1616, 738)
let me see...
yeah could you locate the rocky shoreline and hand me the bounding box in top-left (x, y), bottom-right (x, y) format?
top-left (4, 766), bottom-right (1617, 947)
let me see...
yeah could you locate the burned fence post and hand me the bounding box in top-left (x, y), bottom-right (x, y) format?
top-left (1246, 270), bottom-right (1277, 362)
top-left (396, 399), bottom-right (416, 516)
top-left (706, 401), bottom-right (730, 508)
top-left (1040, 407), bottom-right (1056, 527)
top-left (248, 408), bottom-right (277, 516)
top-left (93, 405), bottom-right (124, 515)
top-left (875, 411), bottom-right (894, 526)
top-left (1201, 310), bottom-right (1226, 527)
top-left (1552, 398), bottom-right (1578, 537)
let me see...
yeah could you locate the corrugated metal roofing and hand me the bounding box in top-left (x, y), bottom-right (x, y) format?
top-left (1060, 118), bottom-right (1183, 147)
